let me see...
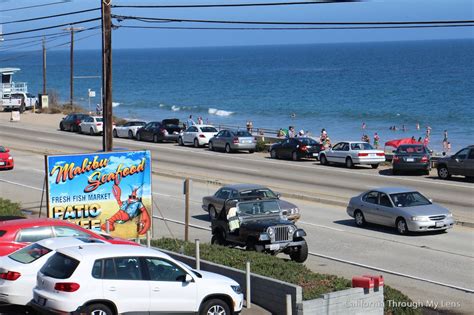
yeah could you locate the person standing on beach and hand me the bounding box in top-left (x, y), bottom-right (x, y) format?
top-left (373, 133), bottom-right (380, 149)
top-left (442, 130), bottom-right (449, 155)
top-left (246, 121), bottom-right (253, 133)
top-left (186, 115), bottom-right (195, 128)
top-left (362, 122), bottom-right (366, 130)
top-left (288, 126), bottom-right (296, 138)
top-left (197, 116), bottom-right (203, 125)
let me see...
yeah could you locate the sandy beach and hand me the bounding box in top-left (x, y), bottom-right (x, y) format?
top-left (0, 111), bottom-right (64, 128)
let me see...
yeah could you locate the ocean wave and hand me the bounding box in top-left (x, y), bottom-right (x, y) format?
top-left (208, 108), bottom-right (234, 116)
top-left (112, 102), bottom-right (120, 107)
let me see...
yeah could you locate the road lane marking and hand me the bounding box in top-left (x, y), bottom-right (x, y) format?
top-left (0, 179), bottom-right (42, 191)
top-left (299, 221), bottom-right (345, 232)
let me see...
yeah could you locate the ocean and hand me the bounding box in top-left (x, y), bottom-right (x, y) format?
top-left (2, 39), bottom-right (473, 152)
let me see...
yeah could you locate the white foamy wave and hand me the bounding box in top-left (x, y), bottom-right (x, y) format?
top-left (171, 105), bottom-right (180, 111)
top-left (159, 103), bottom-right (166, 108)
top-left (208, 108), bottom-right (234, 116)
top-left (112, 102), bottom-right (120, 107)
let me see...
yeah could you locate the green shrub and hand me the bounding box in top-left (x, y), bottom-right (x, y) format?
top-left (255, 139), bottom-right (267, 152)
top-left (0, 198), bottom-right (23, 217)
top-left (152, 238), bottom-right (421, 315)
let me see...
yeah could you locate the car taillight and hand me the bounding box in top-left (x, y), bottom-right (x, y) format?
top-left (376, 153), bottom-right (385, 156)
top-left (54, 282), bottom-right (80, 292)
top-left (0, 271), bottom-right (21, 281)
top-left (421, 155), bottom-right (429, 162)
top-left (75, 119), bottom-right (81, 125)
top-left (358, 153), bottom-right (368, 157)
top-left (96, 123), bottom-right (102, 126)
top-left (299, 145), bottom-right (308, 151)
top-left (199, 134), bottom-right (206, 138)
top-left (393, 156), bottom-right (400, 162)
top-left (232, 137), bottom-right (239, 144)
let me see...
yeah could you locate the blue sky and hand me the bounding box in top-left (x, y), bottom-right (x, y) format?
top-left (0, 0), bottom-right (473, 50)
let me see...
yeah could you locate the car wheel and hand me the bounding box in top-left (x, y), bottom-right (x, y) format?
top-left (84, 303), bottom-right (113, 315)
top-left (113, 129), bottom-right (118, 138)
top-left (194, 138), bottom-right (200, 148)
top-left (371, 164), bottom-right (379, 169)
top-left (289, 238), bottom-right (308, 263)
top-left (292, 151), bottom-right (299, 161)
top-left (59, 122), bottom-right (65, 131)
top-left (211, 231), bottom-right (226, 246)
top-left (128, 130), bottom-right (134, 139)
top-left (246, 239), bottom-right (264, 252)
top-left (320, 154), bottom-right (328, 165)
top-left (90, 127), bottom-right (94, 136)
top-left (208, 205), bottom-right (218, 220)
top-left (354, 210), bottom-right (365, 227)
top-left (249, 149), bottom-right (255, 153)
top-left (437, 166), bottom-right (450, 179)
top-left (396, 218), bottom-right (409, 235)
top-left (270, 149), bottom-right (278, 159)
top-left (136, 133), bottom-right (141, 141)
top-left (178, 137), bottom-right (184, 146)
top-left (225, 143), bottom-right (232, 153)
top-left (345, 157), bottom-right (354, 168)
top-left (209, 141), bottom-right (214, 151)
top-left (199, 299), bottom-right (230, 315)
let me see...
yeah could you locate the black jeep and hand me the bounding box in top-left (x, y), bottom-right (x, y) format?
top-left (211, 199), bottom-right (308, 263)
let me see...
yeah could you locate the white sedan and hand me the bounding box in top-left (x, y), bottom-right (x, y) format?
top-left (178, 124), bottom-right (219, 147)
top-left (319, 141), bottom-right (385, 169)
top-left (113, 120), bottom-right (146, 139)
top-left (79, 116), bottom-right (104, 135)
top-left (0, 237), bottom-right (107, 306)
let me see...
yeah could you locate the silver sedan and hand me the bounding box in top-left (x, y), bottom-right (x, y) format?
top-left (346, 187), bottom-right (454, 234)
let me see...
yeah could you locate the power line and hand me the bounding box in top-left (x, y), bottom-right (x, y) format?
top-left (112, 1), bottom-right (359, 9)
top-left (116, 24), bottom-right (474, 31)
top-left (113, 15), bottom-right (474, 26)
top-left (1, 26), bottom-right (101, 42)
top-left (0, 1), bottom-right (69, 13)
top-left (0, 8), bottom-right (100, 25)
top-left (1, 17), bottom-right (102, 36)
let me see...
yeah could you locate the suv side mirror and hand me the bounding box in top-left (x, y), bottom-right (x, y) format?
top-left (276, 193), bottom-right (281, 199)
top-left (184, 274), bottom-right (193, 283)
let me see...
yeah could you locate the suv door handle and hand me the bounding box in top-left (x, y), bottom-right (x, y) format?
top-left (108, 286), bottom-right (117, 292)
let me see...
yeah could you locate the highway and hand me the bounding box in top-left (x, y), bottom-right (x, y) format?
top-left (0, 119), bottom-right (473, 313)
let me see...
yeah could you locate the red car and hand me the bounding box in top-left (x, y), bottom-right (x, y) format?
top-left (0, 218), bottom-right (139, 256)
top-left (0, 146), bottom-right (14, 170)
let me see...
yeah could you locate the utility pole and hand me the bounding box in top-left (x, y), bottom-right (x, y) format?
top-left (101, 0), bottom-right (113, 152)
top-left (64, 27), bottom-right (83, 110)
top-left (42, 36), bottom-right (46, 95)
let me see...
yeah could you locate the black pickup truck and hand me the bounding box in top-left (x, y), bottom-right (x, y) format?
top-left (135, 119), bottom-right (183, 143)
top-left (211, 200), bottom-right (308, 263)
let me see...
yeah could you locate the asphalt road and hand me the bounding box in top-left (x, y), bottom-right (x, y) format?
top-left (0, 122), bottom-right (473, 313)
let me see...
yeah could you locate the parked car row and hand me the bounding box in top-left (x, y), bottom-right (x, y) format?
top-left (0, 219), bottom-right (243, 315)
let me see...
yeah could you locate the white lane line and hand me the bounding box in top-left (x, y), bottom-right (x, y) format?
top-left (309, 251), bottom-right (474, 293)
top-left (150, 214), bottom-right (474, 293)
top-left (299, 221), bottom-right (345, 232)
top-left (0, 179), bottom-right (42, 191)
top-left (152, 192), bottom-right (172, 198)
top-left (37, 137), bottom-right (61, 143)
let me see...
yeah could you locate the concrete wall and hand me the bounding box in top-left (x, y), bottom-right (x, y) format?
top-left (158, 248), bottom-right (384, 315)
top-left (301, 287), bottom-right (384, 315)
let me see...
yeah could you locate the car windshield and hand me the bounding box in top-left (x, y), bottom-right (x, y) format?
top-left (0, 146), bottom-right (6, 153)
top-left (95, 118), bottom-right (103, 122)
top-left (235, 131), bottom-right (252, 137)
top-left (239, 188), bottom-right (278, 200)
top-left (398, 145), bottom-right (425, 154)
top-left (201, 127), bottom-right (218, 132)
top-left (9, 243), bottom-right (52, 264)
top-left (237, 200), bottom-right (281, 216)
top-left (351, 143), bottom-right (374, 150)
top-left (390, 192), bottom-right (431, 207)
top-left (131, 121), bottom-right (145, 126)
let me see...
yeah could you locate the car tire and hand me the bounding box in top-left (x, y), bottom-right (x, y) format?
top-left (437, 166), bottom-right (450, 179)
top-left (209, 141), bottom-right (214, 151)
top-left (90, 127), bottom-right (94, 136)
top-left (396, 218), bottom-right (409, 235)
top-left (371, 164), bottom-right (379, 169)
top-left (292, 151), bottom-right (299, 161)
top-left (199, 299), bottom-right (230, 315)
top-left (320, 154), bottom-right (328, 165)
top-left (354, 210), bottom-right (365, 227)
top-left (59, 122), bottom-right (65, 131)
top-left (136, 133), bottom-right (141, 141)
top-left (194, 138), bottom-right (199, 148)
top-left (290, 238), bottom-right (308, 263)
top-left (128, 130), bottom-right (134, 139)
top-left (225, 143), bottom-right (232, 153)
top-left (208, 205), bottom-right (218, 220)
top-left (249, 149), bottom-right (255, 153)
top-left (83, 303), bottom-right (113, 315)
top-left (211, 231), bottom-right (226, 246)
top-left (178, 137), bottom-right (184, 146)
top-left (345, 157), bottom-right (354, 168)
top-left (113, 129), bottom-right (118, 138)
top-left (270, 149), bottom-right (278, 159)
top-left (246, 239), bottom-right (264, 252)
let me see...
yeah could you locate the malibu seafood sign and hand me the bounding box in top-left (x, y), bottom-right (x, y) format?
top-left (45, 150), bottom-right (152, 239)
